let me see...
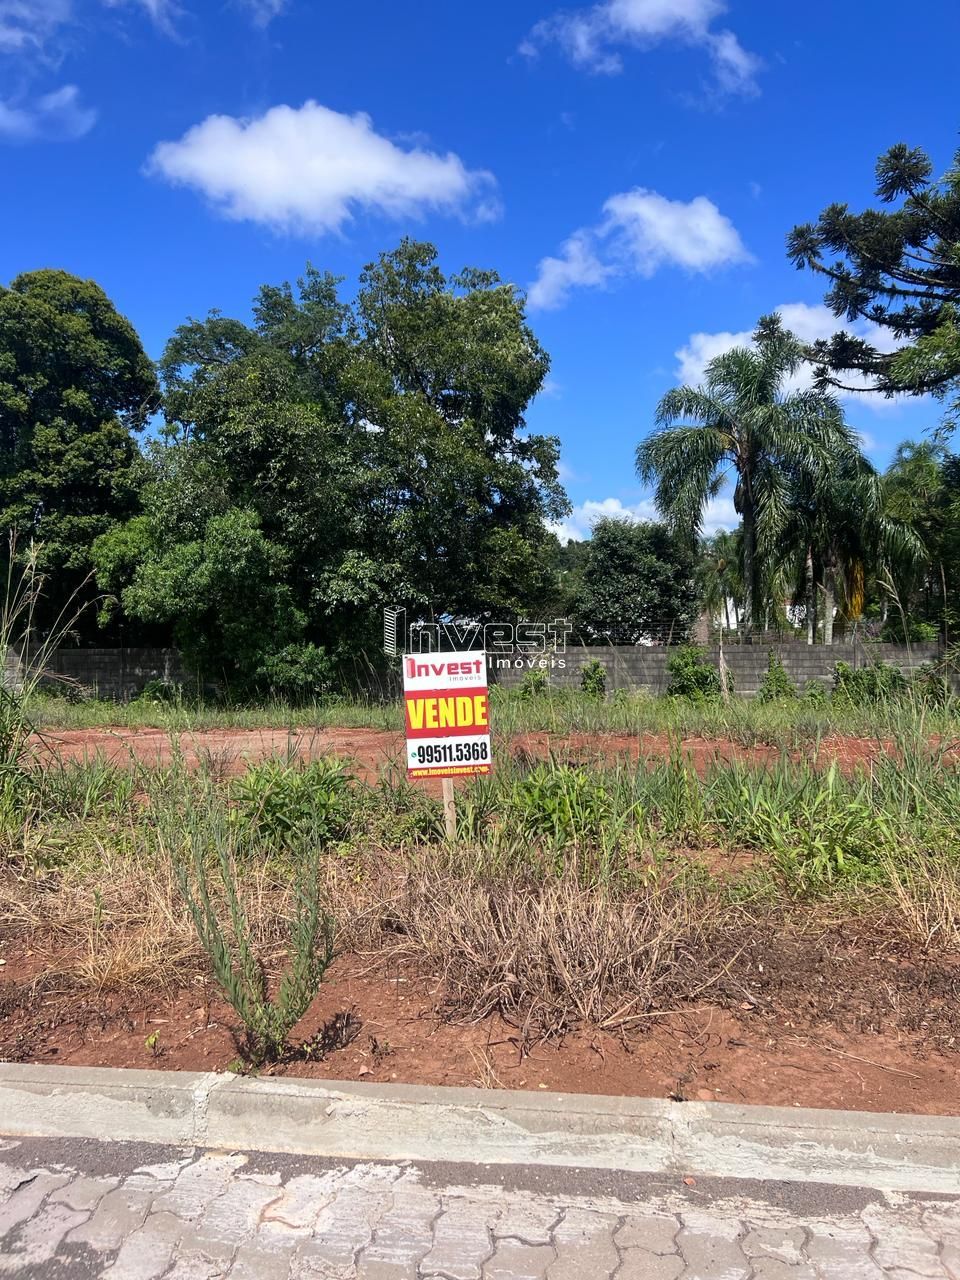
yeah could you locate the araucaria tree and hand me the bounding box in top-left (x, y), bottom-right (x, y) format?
top-left (787, 138), bottom-right (960, 431)
top-left (637, 315), bottom-right (860, 634)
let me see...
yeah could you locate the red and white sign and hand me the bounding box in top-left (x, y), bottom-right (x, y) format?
top-left (403, 651), bottom-right (492, 779)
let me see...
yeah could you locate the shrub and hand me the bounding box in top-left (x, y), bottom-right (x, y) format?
top-left (803, 677), bottom-right (829, 703)
top-left (580, 658), bottom-right (607, 699)
top-left (517, 668), bottom-right (550, 699)
top-left (833, 660), bottom-right (907, 706)
top-left (666, 645), bottom-right (725, 702)
top-left (230, 757), bottom-right (352, 847)
top-left (756, 650), bottom-right (796, 703)
top-left (879, 618), bottom-right (940, 643)
top-left (174, 834), bottom-right (335, 1065)
top-left (910, 661), bottom-right (952, 707)
top-left (135, 678), bottom-right (183, 706)
top-left (256, 643), bottom-right (335, 703)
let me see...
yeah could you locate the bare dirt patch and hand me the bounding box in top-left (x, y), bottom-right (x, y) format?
top-left (29, 725), bottom-right (924, 787)
top-left (30, 727), bottom-right (408, 781)
top-left (2, 928), bottom-right (958, 1116)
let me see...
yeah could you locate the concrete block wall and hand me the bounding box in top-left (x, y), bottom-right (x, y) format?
top-left (9, 647), bottom-right (194, 700)
top-left (3, 640), bottom-right (945, 701)
top-left (492, 642), bottom-right (941, 697)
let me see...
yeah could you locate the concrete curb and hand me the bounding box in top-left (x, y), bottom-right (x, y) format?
top-left (1, 1064), bottom-right (958, 1193)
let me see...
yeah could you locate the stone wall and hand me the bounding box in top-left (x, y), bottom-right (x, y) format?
top-left (491, 642), bottom-right (941, 697)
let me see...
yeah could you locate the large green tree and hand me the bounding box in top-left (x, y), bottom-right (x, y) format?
top-left (571, 517), bottom-right (700, 645)
top-left (347, 242), bottom-right (568, 620)
top-left (637, 315), bottom-right (860, 633)
top-left (0, 270), bottom-right (157, 634)
top-left (787, 139), bottom-right (960, 429)
top-left (97, 242), bottom-right (568, 690)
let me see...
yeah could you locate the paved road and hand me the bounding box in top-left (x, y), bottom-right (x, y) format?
top-left (0, 1135), bottom-right (958, 1278)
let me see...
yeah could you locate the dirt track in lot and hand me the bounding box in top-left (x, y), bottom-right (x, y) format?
top-left (30, 724), bottom-right (911, 786)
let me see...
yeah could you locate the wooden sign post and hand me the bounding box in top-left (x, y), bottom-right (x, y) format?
top-left (441, 778), bottom-right (457, 841)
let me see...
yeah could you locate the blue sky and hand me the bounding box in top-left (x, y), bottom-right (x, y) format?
top-left (2, 0), bottom-right (957, 540)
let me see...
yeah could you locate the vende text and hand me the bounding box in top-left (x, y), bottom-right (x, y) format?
top-left (405, 692), bottom-right (489, 734)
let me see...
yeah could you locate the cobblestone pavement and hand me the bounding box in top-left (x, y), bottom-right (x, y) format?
top-left (0, 1135), bottom-right (958, 1278)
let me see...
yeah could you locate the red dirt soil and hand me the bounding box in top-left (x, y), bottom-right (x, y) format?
top-left (9, 724), bottom-right (958, 1113)
top-left (2, 948), bottom-right (957, 1116)
top-left (30, 725), bottom-right (920, 786)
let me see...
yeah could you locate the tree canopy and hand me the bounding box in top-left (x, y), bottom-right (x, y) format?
top-left (93, 241), bottom-right (568, 692)
top-left (0, 269), bottom-right (158, 633)
top-left (4, 208), bottom-right (958, 688)
top-left (570, 517), bottom-right (700, 645)
top-left (787, 139), bottom-right (960, 428)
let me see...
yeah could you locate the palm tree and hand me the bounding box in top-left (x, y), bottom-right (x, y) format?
top-left (782, 452), bottom-right (924, 644)
top-left (637, 315), bottom-right (860, 634)
top-left (882, 440), bottom-right (946, 631)
top-left (699, 530), bottom-right (744, 636)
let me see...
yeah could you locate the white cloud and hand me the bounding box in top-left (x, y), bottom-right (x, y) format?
top-left (527, 231), bottom-right (614, 310)
top-left (676, 324), bottom-right (752, 385)
top-left (107, 0), bottom-right (286, 29)
top-left (102, 0), bottom-right (180, 27)
top-left (551, 491), bottom-right (738, 541)
top-left (603, 188), bottom-right (751, 274)
top-left (701, 493), bottom-right (738, 534)
top-left (0, 0), bottom-right (286, 147)
top-left (0, 0), bottom-right (278, 56)
top-left (0, 83), bottom-right (96, 140)
top-left (529, 187), bottom-right (749, 310)
top-left (523, 0), bottom-right (761, 96)
top-left (0, 0), bottom-right (70, 52)
top-left (550, 497), bottom-right (653, 542)
top-left (147, 101), bottom-right (499, 234)
top-left (675, 301), bottom-right (909, 413)
top-left (238, 0), bottom-right (287, 22)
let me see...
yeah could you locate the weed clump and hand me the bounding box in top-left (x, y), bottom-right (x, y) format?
top-left (173, 829), bottom-right (335, 1066)
top-left (517, 668), bottom-right (550, 699)
top-left (229, 756), bottom-right (352, 847)
top-left (756, 650), bottom-right (796, 703)
top-left (580, 658), bottom-right (607, 699)
top-left (666, 645), bottom-right (726, 702)
top-left (833, 660), bottom-right (908, 707)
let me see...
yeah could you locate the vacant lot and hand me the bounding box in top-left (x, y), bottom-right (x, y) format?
top-left (3, 690), bottom-right (959, 1113)
top-left (27, 722), bottom-right (920, 783)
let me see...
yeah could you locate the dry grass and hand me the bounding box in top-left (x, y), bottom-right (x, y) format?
top-left (4, 847), bottom-right (960, 1050)
top-left (0, 836), bottom-right (400, 999)
top-left (379, 862), bottom-right (718, 1041)
top-left (1, 853), bottom-right (199, 993)
top-left (883, 856), bottom-right (960, 952)
top-left (0, 851), bottom-right (320, 995)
